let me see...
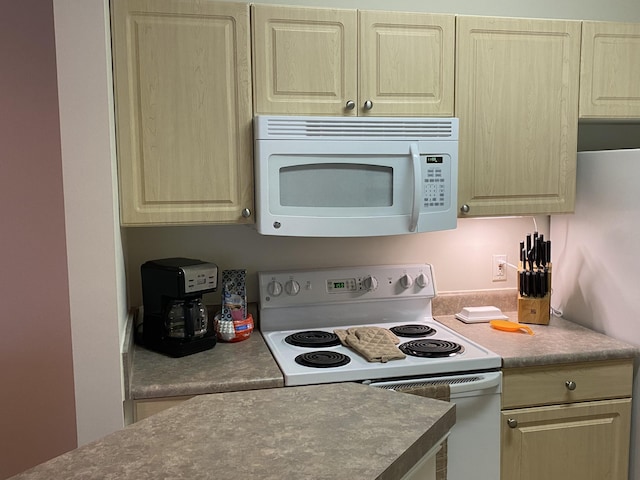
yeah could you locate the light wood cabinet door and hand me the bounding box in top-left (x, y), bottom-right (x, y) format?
top-left (580, 21), bottom-right (640, 119)
top-left (252, 5), bottom-right (454, 117)
top-left (252, 5), bottom-right (358, 116)
top-left (111, 0), bottom-right (253, 225)
top-left (359, 10), bottom-right (454, 116)
top-left (501, 398), bottom-right (632, 480)
top-left (456, 16), bottom-right (581, 217)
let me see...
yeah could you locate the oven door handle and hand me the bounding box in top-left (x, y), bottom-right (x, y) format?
top-left (448, 371), bottom-right (502, 395)
top-left (409, 143), bottom-right (421, 232)
top-left (366, 371), bottom-right (502, 396)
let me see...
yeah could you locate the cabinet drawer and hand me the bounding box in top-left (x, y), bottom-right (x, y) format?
top-left (502, 359), bottom-right (633, 409)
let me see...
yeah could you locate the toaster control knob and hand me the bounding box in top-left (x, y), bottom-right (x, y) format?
top-left (400, 274), bottom-right (413, 289)
top-left (362, 275), bottom-right (378, 292)
top-left (267, 281), bottom-right (283, 297)
top-left (285, 280), bottom-right (300, 296)
top-left (416, 273), bottom-right (429, 288)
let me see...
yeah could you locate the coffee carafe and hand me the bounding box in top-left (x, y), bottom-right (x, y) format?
top-left (140, 258), bottom-right (218, 357)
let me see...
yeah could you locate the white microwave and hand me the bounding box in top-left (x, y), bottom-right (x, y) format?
top-left (254, 115), bottom-right (458, 237)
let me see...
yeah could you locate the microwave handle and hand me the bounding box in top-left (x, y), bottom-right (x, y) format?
top-left (409, 143), bottom-right (421, 232)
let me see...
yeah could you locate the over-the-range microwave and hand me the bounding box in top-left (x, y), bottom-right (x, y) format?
top-left (254, 115), bottom-right (458, 237)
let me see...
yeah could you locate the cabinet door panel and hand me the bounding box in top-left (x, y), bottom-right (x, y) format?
top-left (112, 0), bottom-right (253, 225)
top-left (501, 399), bottom-right (631, 480)
top-left (359, 11), bottom-right (454, 116)
top-left (252, 5), bottom-right (358, 115)
top-left (456, 16), bottom-right (580, 216)
top-left (580, 21), bottom-right (640, 118)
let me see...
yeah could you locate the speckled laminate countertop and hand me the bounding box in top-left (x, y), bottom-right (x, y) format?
top-left (434, 312), bottom-right (639, 368)
top-left (10, 383), bottom-right (455, 480)
top-left (129, 310), bottom-right (639, 400)
top-left (129, 332), bottom-right (284, 399)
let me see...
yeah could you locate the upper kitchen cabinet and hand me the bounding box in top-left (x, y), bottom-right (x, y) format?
top-left (111, 0), bottom-right (254, 226)
top-left (456, 16), bottom-right (581, 217)
top-left (251, 5), bottom-right (455, 116)
top-left (580, 21), bottom-right (640, 119)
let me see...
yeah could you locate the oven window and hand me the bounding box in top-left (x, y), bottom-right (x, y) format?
top-left (279, 164), bottom-right (393, 208)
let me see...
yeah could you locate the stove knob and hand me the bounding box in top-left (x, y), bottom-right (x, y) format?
top-left (400, 274), bottom-right (413, 289)
top-left (416, 273), bottom-right (430, 288)
top-left (285, 280), bottom-right (300, 296)
top-left (267, 280), bottom-right (283, 297)
top-left (362, 275), bottom-right (378, 291)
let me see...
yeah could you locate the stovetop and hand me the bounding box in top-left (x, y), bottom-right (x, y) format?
top-left (258, 264), bottom-right (501, 386)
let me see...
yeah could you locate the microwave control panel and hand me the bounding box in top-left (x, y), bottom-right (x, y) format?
top-left (421, 155), bottom-right (450, 211)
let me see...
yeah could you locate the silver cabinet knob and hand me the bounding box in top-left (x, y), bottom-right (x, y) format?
top-left (565, 380), bottom-right (577, 391)
top-left (363, 100), bottom-right (373, 110)
top-left (460, 204), bottom-right (470, 213)
top-left (241, 208), bottom-right (251, 218)
top-left (345, 100), bottom-right (356, 110)
top-left (507, 418), bottom-right (518, 429)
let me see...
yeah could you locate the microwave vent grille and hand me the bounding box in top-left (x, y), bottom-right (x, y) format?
top-left (256, 116), bottom-right (458, 140)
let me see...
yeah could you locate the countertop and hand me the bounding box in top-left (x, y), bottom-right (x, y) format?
top-left (10, 383), bottom-right (455, 480)
top-left (130, 311), bottom-right (639, 400)
top-left (129, 333), bottom-right (284, 399)
top-left (435, 312), bottom-right (639, 368)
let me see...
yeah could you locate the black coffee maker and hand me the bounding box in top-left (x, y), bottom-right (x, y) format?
top-left (140, 258), bottom-right (218, 357)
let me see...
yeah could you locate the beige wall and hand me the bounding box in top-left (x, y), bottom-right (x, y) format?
top-left (0, 2), bottom-right (77, 478)
top-left (125, 217), bottom-right (549, 307)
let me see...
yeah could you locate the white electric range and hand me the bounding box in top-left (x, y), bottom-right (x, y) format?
top-left (258, 263), bottom-right (501, 386)
top-left (258, 263), bottom-right (502, 480)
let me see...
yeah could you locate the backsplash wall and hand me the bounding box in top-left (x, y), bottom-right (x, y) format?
top-left (124, 215), bottom-right (549, 307)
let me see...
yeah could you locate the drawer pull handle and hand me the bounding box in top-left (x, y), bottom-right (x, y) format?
top-left (565, 380), bottom-right (577, 391)
top-left (507, 418), bottom-right (518, 428)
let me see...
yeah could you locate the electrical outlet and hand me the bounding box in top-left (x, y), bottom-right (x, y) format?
top-left (492, 254), bottom-right (507, 282)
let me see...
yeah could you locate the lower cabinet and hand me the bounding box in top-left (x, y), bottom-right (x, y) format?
top-left (133, 396), bottom-right (193, 423)
top-left (501, 359), bottom-right (633, 480)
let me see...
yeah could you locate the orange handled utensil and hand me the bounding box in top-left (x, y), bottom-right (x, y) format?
top-left (490, 320), bottom-right (534, 335)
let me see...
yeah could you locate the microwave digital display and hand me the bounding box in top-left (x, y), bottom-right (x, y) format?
top-left (426, 156), bottom-right (444, 164)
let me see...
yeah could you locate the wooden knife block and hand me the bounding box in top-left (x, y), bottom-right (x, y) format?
top-left (517, 263), bottom-right (551, 325)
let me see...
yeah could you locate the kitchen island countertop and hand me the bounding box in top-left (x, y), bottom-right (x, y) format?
top-left (435, 312), bottom-right (639, 368)
top-left (10, 383), bottom-right (455, 480)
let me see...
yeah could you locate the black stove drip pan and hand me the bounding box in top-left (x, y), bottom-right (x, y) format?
top-left (285, 330), bottom-right (341, 348)
top-left (399, 339), bottom-right (464, 358)
top-left (295, 351), bottom-right (351, 368)
top-left (389, 324), bottom-right (436, 338)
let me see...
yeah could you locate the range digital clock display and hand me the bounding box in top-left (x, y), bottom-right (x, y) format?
top-left (327, 278), bottom-right (357, 292)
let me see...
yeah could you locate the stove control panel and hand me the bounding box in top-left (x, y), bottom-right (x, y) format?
top-left (259, 264), bottom-right (436, 308)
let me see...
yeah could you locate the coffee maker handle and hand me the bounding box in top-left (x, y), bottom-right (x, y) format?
top-left (184, 301), bottom-right (194, 338)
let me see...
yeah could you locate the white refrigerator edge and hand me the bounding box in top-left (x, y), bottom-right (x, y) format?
top-left (550, 148), bottom-right (640, 480)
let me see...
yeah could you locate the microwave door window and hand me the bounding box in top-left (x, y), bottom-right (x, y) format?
top-left (279, 163), bottom-right (393, 209)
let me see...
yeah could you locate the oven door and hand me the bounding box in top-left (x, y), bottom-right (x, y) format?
top-left (254, 139), bottom-right (456, 237)
top-left (368, 371), bottom-right (501, 480)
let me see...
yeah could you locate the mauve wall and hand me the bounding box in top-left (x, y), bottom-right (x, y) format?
top-left (0, 1), bottom-right (77, 478)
